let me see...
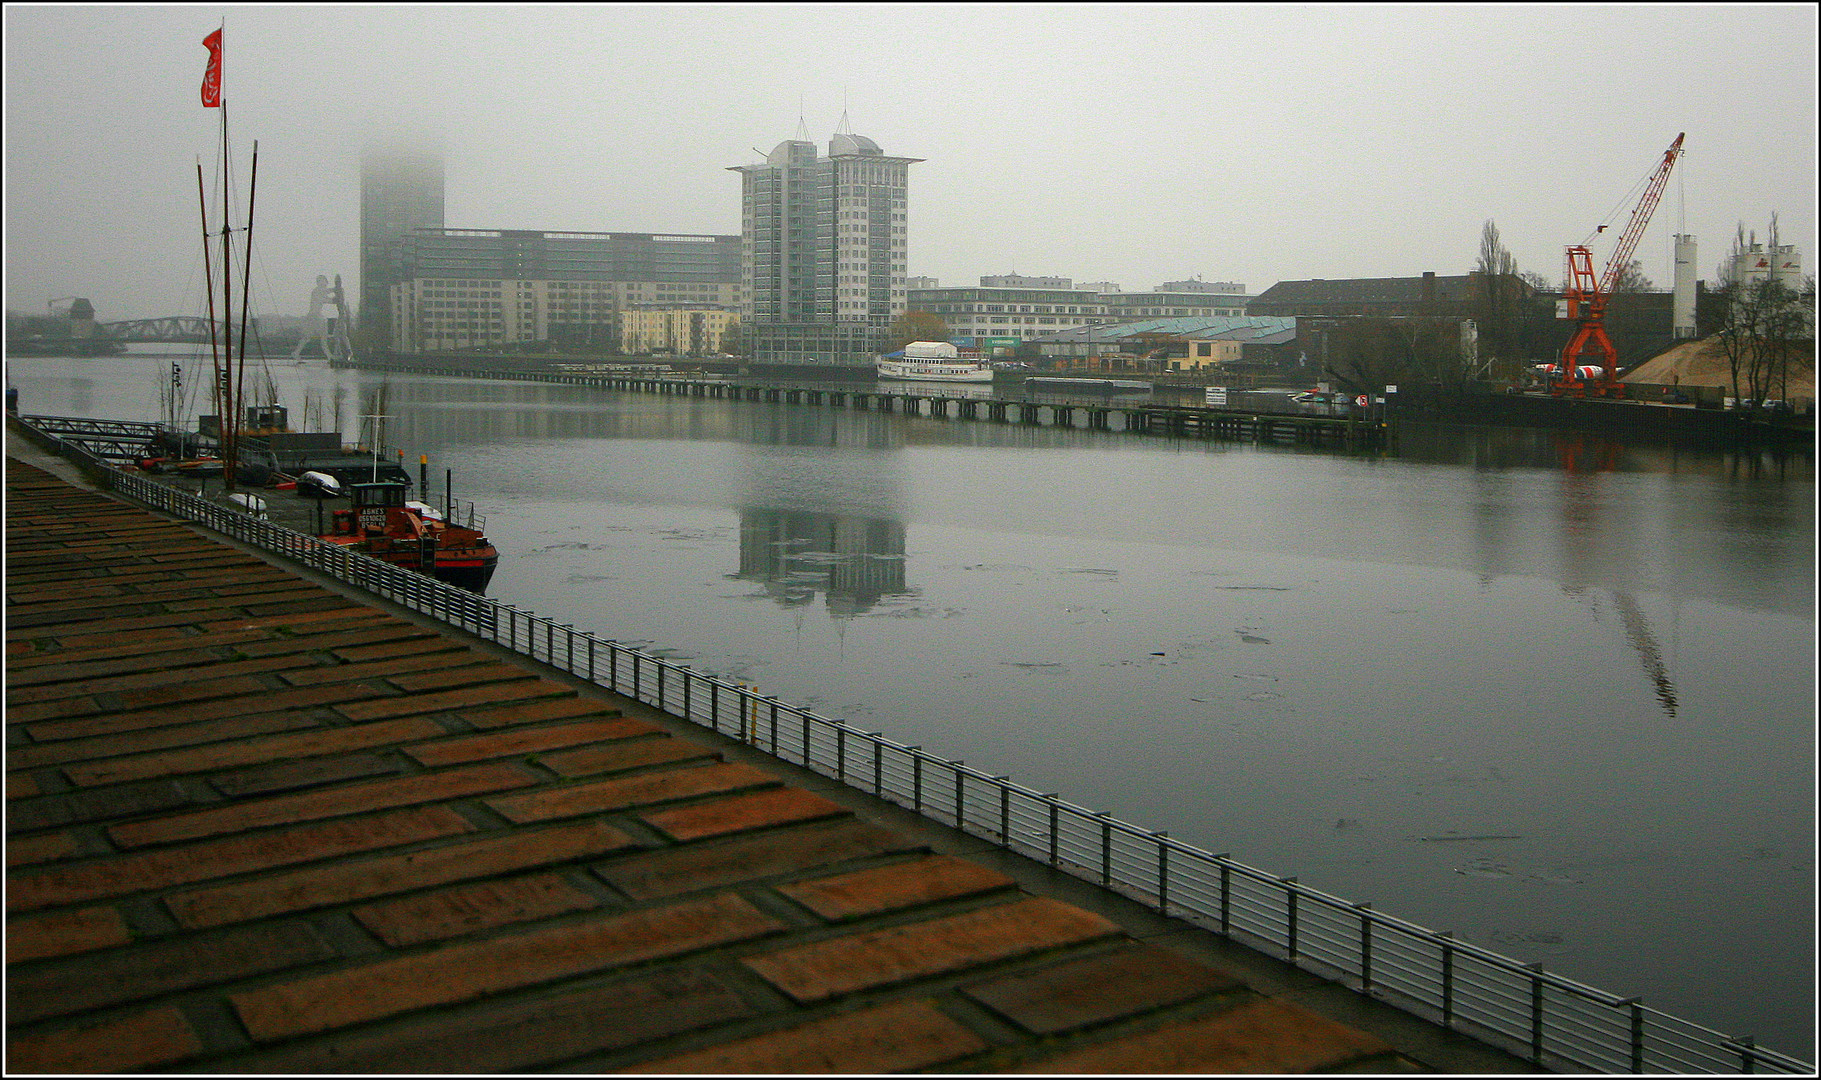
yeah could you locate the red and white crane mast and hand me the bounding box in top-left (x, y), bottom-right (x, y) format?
top-left (1552, 132), bottom-right (1685, 397)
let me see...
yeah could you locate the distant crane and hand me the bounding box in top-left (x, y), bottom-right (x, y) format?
top-left (1549, 133), bottom-right (1685, 398)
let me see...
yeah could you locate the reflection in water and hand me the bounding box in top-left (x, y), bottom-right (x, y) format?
top-left (1612, 589), bottom-right (1679, 717)
top-left (737, 507), bottom-right (912, 616)
top-left (1549, 447), bottom-right (1683, 718)
top-left (1553, 432), bottom-right (1622, 475)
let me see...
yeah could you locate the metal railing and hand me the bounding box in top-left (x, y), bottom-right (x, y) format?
top-left (50, 436), bottom-right (1809, 1075)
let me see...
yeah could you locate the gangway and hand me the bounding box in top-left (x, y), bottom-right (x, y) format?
top-left (17, 415), bottom-right (181, 464)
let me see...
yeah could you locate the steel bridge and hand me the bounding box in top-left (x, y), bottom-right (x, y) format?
top-left (97, 317), bottom-right (225, 344)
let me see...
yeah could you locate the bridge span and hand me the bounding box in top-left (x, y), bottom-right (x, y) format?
top-left (97, 316), bottom-right (224, 344)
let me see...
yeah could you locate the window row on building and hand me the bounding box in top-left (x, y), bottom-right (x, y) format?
top-left (907, 283), bottom-right (1251, 342)
top-left (390, 276), bottom-right (738, 355)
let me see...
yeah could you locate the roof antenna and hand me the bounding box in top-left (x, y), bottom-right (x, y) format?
top-left (795, 95), bottom-right (810, 142)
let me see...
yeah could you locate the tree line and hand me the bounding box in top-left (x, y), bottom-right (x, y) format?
top-left (1708, 215), bottom-right (1813, 410)
top-left (1324, 218), bottom-right (1812, 407)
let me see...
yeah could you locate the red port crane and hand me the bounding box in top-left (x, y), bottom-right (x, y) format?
top-left (1550, 132), bottom-right (1685, 398)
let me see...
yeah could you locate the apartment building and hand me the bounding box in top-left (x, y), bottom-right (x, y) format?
top-left (387, 229), bottom-right (739, 354)
top-left (620, 308), bottom-right (740, 356)
top-left (729, 126), bottom-right (921, 365)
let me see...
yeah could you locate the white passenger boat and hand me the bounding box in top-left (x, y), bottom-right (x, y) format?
top-left (876, 341), bottom-right (995, 383)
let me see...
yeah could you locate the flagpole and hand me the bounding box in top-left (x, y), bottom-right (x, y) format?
top-left (199, 21), bottom-right (230, 485)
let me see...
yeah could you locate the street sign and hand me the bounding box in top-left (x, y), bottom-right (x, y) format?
top-left (1206, 386), bottom-right (1229, 406)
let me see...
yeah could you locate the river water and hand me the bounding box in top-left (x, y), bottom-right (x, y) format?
top-left (8, 351), bottom-right (1816, 1058)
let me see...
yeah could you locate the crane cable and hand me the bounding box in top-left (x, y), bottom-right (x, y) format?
top-left (1580, 167), bottom-right (1656, 250)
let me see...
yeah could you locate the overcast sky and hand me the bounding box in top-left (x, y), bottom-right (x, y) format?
top-left (5, 3), bottom-right (1816, 322)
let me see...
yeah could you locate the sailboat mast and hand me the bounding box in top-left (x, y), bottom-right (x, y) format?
top-left (219, 101), bottom-right (239, 492)
top-left (238, 140), bottom-right (260, 442)
top-left (196, 161), bottom-right (224, 447)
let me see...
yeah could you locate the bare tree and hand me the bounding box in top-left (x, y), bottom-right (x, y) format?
top-left (1609, 259), bottom-right (1655, 294)
top-left (1323, 317), bottom-right (1467, 393)
top-left (1712, 223), bottom-right (1756, 405)
top-left (1471, 220), bottom-right (1525, 372)
top-left (1710, 216), bottom-right (1811, 410)
top-left (885, 311), bottom-right (950, 350)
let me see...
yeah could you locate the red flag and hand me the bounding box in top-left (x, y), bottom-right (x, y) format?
top-left (201, 28), bottom-right (223, 107)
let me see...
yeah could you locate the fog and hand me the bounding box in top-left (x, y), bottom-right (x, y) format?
top-left (5, 4), bottom-right (1815, 322)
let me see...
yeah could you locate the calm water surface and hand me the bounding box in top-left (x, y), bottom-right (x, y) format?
top-left (9, 353), bottom-right (1816, 1058)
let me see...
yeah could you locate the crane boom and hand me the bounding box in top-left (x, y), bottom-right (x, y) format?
top-left (1597, 132), bottom-right (1685, 301)
top-left (1552, 133), bottom-right (1685, 398)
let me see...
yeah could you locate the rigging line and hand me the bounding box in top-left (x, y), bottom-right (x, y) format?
top-left (1580, 168), bottom-right (1654, 249)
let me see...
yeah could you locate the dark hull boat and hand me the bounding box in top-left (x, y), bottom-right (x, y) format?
top-left (320, 481), bottom-right (498, 593)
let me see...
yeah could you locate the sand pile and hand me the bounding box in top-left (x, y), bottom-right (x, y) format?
top-left (1624, 336), bottom-right (1815, 400)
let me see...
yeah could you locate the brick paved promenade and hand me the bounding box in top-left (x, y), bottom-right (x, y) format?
top-left (5, 435), bottom-right (1528, 1073)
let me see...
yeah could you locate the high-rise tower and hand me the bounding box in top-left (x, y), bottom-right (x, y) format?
top-left (360, 144), bottom-right (445, 346)
top-left (729, 123), bottom-right (920, 365)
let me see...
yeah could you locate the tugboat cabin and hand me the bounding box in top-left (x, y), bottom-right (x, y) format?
top-left (333, 481), bottom-right (415, 536)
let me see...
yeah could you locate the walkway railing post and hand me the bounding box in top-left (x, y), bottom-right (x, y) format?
top-left (1156, 832), bottom-right (1169, 912)
top-left (1528, 963), bottom-right (1546, 1065)
top-left (953, 763), bottom-right (965, 827)
top-left (1625, 999), bottom-right (1644, 1073)
top-left (1098, 811), bottom-right (1113, 886)
top-left (1439, 931), bottom-right (1456, 1030)
top-left (1219, 863), bottom-right (1231, 936)
top-left (1283, 877), bottom-right (1299, 960)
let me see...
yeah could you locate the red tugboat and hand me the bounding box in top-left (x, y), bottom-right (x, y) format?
top-left (320, 481), bottom-right (499, 593)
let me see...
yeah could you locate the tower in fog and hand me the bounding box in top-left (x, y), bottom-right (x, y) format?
top-left (360, 144), bottom-right (445, 347)
top-left (729, 120), bottom-right (920, 365)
